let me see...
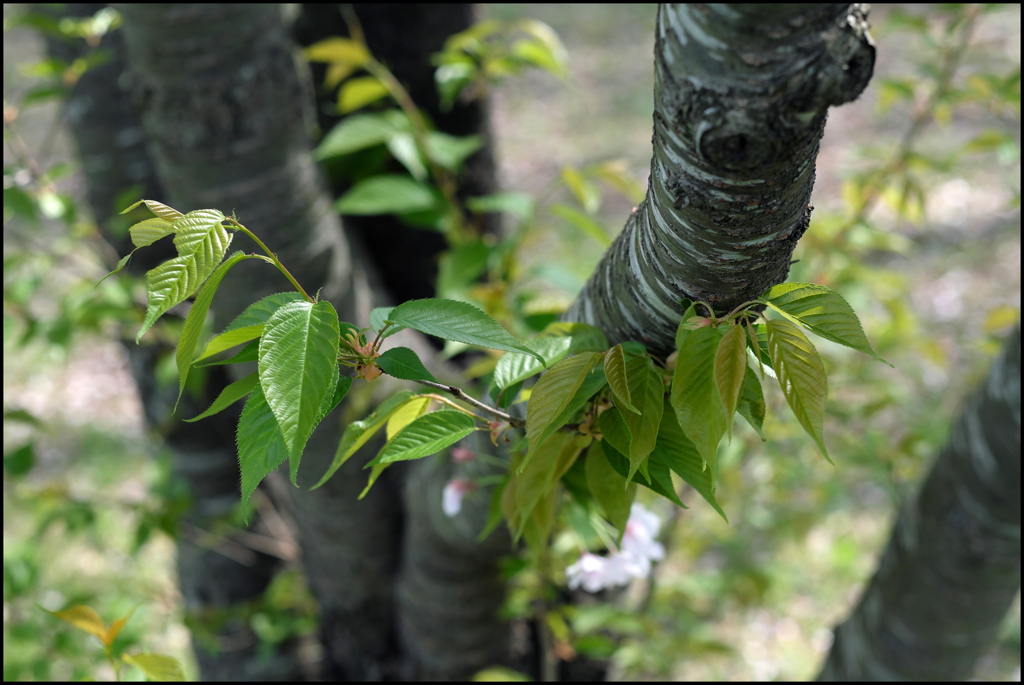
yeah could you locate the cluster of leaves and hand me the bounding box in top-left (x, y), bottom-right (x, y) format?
top-left (42, 605), bottom-right (183, 682)
top-left (111, 199), bottom-right (889, 548)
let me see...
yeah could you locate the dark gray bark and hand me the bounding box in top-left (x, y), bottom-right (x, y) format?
top-left (567, 4), bottom-right (874, 358)
top-left (818, 323), bottom-right (1021, 681)
top-left (117, 4), bottom-right (405, 679)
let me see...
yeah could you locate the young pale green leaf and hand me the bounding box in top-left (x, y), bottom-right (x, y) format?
top-left (465, 192), bottom-right (535, 221)
top-left (388, 298), bottom-right (543, 362)
top-left (670, 325), bottom-right (726, 480)
top-left (333, 175), bottom-right (438, 215)
top-left (492, 322), bottom-right (607, 391)
top-left (96, 252), bottom-right (134, 287)
top-left (185, 372), bottom-right (258, 423)
top-left (674, 301), bottom-right (699, 350)
top-left (603, 344), bottom-right (637, 414)
top-left (175, 251), bottom-right (251, 410)
top-left (313, 390), bottom-right (417, 489)
top-left (766, 318), bottom-right (831, 462)
top-left (761, 282), bottom-right (892, 366)
top-left (385, 395), bottom-right (431, 439)
top-left (120, 199), bottom-right (182, 222)
top-left (314, 110), bottom-right (405, 160)
top-left (585, 441), bottom-right (636, 532)
top-left (368, 410), bottom-right (476, 466)
top-left (339, 75), bottom-right (390, 113)
top-left (304, 36), bottom-right (371, 67)
top-left (194, 325), bottom-right (263, 363)
top-left (508, 432), bottom-right (581, 542)
top-left (237, 384), bottom-right (289, 520)
top-left (737, 366), bottom-right (767, 440)
top-left (714, 323), bottom-right (747, 438)
top-left (194, 339), bottom-right (259, 368)
top-left (258, 300), bottom-right (340, 477)
top-left (619, 354), bottom-right (664, 482)
top-left (171, 209), bottom-right (229, 258)
top-left (137, 253), bottom-right (223, 343)
top-left (135, 210), bottom-right (235, 342)
top-left (652, 400), bottom-right (727, 522)
top-left (121, 653), bottom-right (185, 683)
top-left (129, 217), bottom-right (174, 247)
top-left (550, 203), bottom-right (611, 247)
top-left (524, 352), bottom-right (600, 470)
top-left (377, 346), bottom-right (437, 383)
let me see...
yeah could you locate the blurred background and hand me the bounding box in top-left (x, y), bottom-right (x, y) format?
top-left (4, 4), bottom-right (1020, 680)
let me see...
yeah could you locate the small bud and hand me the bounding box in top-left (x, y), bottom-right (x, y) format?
top-left (451, 447), bottom-right (475, 463)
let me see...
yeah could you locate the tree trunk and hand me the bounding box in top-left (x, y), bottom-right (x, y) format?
top-left (117, 4), bottom-right (405, 679)
top-left (567, 4), bottom-right (875, 358)
top-left (818, 323), bottom-right (1021, 681)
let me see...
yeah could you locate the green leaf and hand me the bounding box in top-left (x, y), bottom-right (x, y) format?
top-left (492, 322), bottom-right (607, 391)
top-left (388, 298), bottom-right (542, 361)
top-left (585, 441), bottom-right (635, 531)
top-left (560, 166), bottom-right (600, 214)
top-left (424, 131), bottom-right (483, 173)
top-left (670, 326), bottom-right (726, 480)
top-left (387, 132), bottom-right (428, 180)
top-left (507, 432), bottom-right (581, 541)
top-left (737, 366), bottom-right (767, 440)
top-left (258, 300), bottom-right (341, 481)
top-left (714, 323), bottom-right (747, 439)
top-left (760, 283), bottom-right (892, 366)
top-left (220, 292), bottom-right (307, 333)
top-left (186, 372), bottom-right (259, 423)
top-left (466, 192), bottom-right (535, 221)
top-left (369, 306), bottom-right (400, 337)
top-left (121, 653), bottom-right (185, 682)
top-left (314, 110), bottom-right (404, 160)
top-left (194, 325), bottom-right (263, 363)
top-left (338, 75), bottom-right (390, 113)
top-left (96, 252), bottom-right (134, 287)
top-left (129, 217), bottom-right (174, 247)
top-left (652, 400), bottom-right (727, 522)
top-left (175, 251), bottom-right (251, 411)
top-left (550, 203), bottom-right (611, 247)
top-left (600, 438), bottom-right (683, 508)
top-left (368, 410), bottom-right (476, 467)
top-left (618, 354), bottom-right (664, 481)
top-left (313, 390), bottom-right (417, 489)
top-left (237, 384), bottom-right (289, 519)
top-left (524, 352), bottom-right (601, 470)
top-left (194, 339), bottom-right (259, 368)
top-left (674, 301), bottom-right (699, 349)
top-left (603, 344), bottom-right (637, 413)
top-left (136, 210), bottom-right (233, 342)
top-left (377, 346), bottom-right (437, 383)
top-left (304, 36), bottom-right (371, 67)
top-left (333, 175), bottom-right (438, 215)
top-left (766, 318), bottom-right (831, 462)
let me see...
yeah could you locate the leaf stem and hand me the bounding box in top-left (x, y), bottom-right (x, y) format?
top-left (227, 218), bottom-right (314, 303)
top-left (414, 379), bottom-right (525, 428)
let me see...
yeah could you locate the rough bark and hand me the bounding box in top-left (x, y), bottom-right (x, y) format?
top-left (818, 323), bottom-right (1021, 681)
top-left (567, 4), bottom-right (875, 358)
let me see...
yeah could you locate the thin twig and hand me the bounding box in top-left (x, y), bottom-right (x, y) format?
top-left (414, 379), bottom-right (526, 428)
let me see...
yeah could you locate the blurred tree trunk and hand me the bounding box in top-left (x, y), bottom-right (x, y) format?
top-left (818, 323), bottom-right (1021, 681)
